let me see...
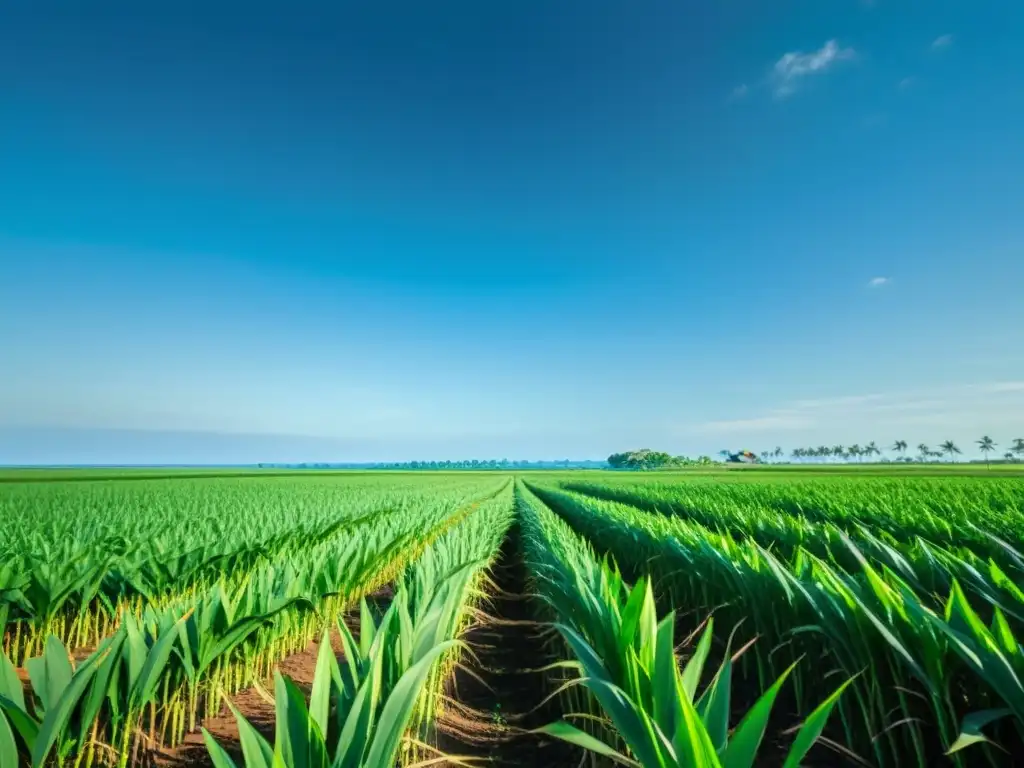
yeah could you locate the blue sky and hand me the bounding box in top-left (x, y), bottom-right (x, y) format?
top-left (1, 1), bottom-right (1022, 464)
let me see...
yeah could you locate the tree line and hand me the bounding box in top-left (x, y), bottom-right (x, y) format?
top-left (761, 436), bottom-right (1024, 466)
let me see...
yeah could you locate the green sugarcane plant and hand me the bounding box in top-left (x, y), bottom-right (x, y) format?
top-left (203, 578), bottom-right (477, 767)
top-left (516, 484), bottom-right (852, 767)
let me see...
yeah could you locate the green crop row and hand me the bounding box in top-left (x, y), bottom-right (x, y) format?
top-left (529, 482), bottom-right (1024, 766)
top-left (1, 475), bottom-right (499, 663)
top-left (516, 482), bottom-right (848, 767)
top-left (0, 479), bottom-right (509, 766)
top-left (558, 474), bottom-right (1024, 556)
top-left (201, 482), bottom-right (517, 768)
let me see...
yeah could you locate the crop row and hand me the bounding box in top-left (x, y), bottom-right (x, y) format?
top-left (530, 480), bottom-right (1024, 766)
top-left (1, 475), bottom-right (499, 664)
top-left (516, 482), bottom-right (847, 767)
top-left (0, 478), bottom-right (510, 766)
top-left (560, 474), bottom-right (1024, 556)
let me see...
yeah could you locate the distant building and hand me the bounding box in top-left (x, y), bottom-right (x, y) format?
top-left (722, 450), bottom-right (759, 464)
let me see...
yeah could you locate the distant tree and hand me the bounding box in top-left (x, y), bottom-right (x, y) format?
top-left (608, 452), bottom-right (629, 469)
top-left (1005, 452), bottom-right (1016, 462)
top-left (1013, 438), bottom-right (1024, 462)
top-left (976, 436), bottom-right (997, 468)
top-left (848, 444), bottom-right (863, 462)
top-left (865, 441), bottom-right (880, 461)
top-left (831, 445), bottom-right (844, 463)
top-left (917, 443), bottom-right (930, 462)
top-left (940, 440), bottom-right (961, 463)
top-left (608, 449), bottom-right (677, 470)
top-left (892, 440), bottom-right (908, 460)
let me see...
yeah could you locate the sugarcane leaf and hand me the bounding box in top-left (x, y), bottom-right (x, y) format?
top-left (25, 636), bottom-right (73, 714)
top-left (0, 711), bottom-right (19, 768)
top-left (721, 662), bottom-right (795, 768)
top-left (585, 676), bottom-right (672, 768)
top-left (309, 630), bottom-right (337, 738)
top-left (0, 652), bottom-right (25, 712)
top-left (129, 612), bottom-right (188, 710)
top-left (274, 672), bottom-right (328, 768)
top-left (945, 708), bottom-right (1013, 756)
top-left (670, 675), bottom-right (722, 768)
top-left (0, 694), bottom-right (39, 751)
top-left (31, 649), bottom-right (105, 768)
top-left (697, 646), bottom-right (732, 754)
top-left (75, 637), bottom-right (122, 744)
top-left (203, 728), bottom-right (242, 768)
top-left (533, 721), bottom-right (641, 767)
top-left (681, 621), bottom-right (714, 702)
top-left (652, 613), bottom-right (680, 739)
top-left (226, 700), bottom-right (274, 768)
top-left (364, 639), bottom-right (461, 768)
top-left (781, 675), bottom-right (856, 768)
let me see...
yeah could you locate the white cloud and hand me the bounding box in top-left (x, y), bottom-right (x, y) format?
top-left (868, 276), bottom-right (890, 287)
top-left (932, 34), bottom-right (954, 49)
top-left (730, 84), bottom-right (749, 101)
top-left (772, 39), bottom-right (856, 97)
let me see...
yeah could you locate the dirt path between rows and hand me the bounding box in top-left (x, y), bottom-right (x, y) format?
top-left (431, 523), bottom-right (581, 767)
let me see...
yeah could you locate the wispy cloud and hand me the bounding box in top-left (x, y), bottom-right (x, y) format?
top-left (729, 84), bottom-right (749, 101)
top-left (932, 34), bottom-right (954, 50)
top-left (772, 39), bottom-right (856, 97)
top-left (868, 276), bottom-right (890, 287)
top-left (899, 76), bottom-right (916, 89)
top-left (982, 381), bottom-right (1024, 394)
top-left (687, 383), bottom-right (1024, 447)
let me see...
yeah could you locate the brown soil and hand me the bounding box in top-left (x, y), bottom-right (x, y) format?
top-left (431, 523), bottom-right (582, 768)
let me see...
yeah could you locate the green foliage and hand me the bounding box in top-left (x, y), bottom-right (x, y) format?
top-left (517, 484), bottom-right (850, 767)
top-left (527, 477), bottom-right (1024, 765)
top-left (0, 475), bottom-right (511, 765)
top-left (203, 485), bottom-right (513, 768)
top-left (608, 450), bottom-right (686, 470)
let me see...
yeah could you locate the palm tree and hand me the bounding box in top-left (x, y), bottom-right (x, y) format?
top-left (774, 446), bottom-right (783, 461)
top-left (976, 436), bottom-right (997, 469)
top-left (865, 441), bottom-right (880, 462)
top-left (1013, 438), bottom-right (1024, 462)
top-left (1005, 452), bottom-right (1016, 462)
top-left (917, 443), bottom-right (930, 462)
top-left (940, 440), bottom-right (961, 463)
top-left (892, 440), bottom-right (908, 460)
top-left (848, 444), bottom-right (863, 462)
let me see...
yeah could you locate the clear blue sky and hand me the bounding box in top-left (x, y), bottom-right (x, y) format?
top-left (2, 1), bottom-right (1022, 464)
